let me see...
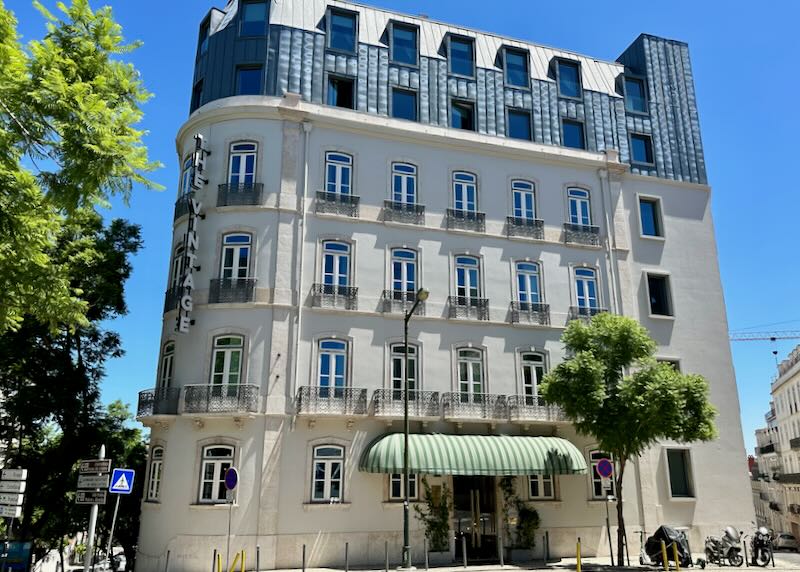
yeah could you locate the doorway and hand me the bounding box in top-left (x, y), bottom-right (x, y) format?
top-left (453, 476), bottom-right (497, 561)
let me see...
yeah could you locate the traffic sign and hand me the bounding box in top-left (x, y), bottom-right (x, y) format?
top-left (597, 458), bottom-right (614, 479)
top-left (0, 505), bottom-right (21, 519)
top-left (1, 469), bottom-right (27, 481)
top-left (77, 474), bottom-right (110, 490)
top-left (0, 481), bottom-right (25, 494)
top-left (0, 494), bottom-right (24, 507)
top-left (109, 469), bottom-right (135, 495)
top-left (76, 491), bottom-right (108, 505)
top-left (80, 459), bottom-right (112, 474)
top-left (224, 467), bottom-right (239, 491)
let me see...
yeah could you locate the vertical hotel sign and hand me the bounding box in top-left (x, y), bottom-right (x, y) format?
top-left (177, 134), bottom-right (210, 334)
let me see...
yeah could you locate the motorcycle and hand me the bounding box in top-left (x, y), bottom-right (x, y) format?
top-left (705, 526), bottom-right (744, 567)
top-left (749, 525), bottom-right (773, 567)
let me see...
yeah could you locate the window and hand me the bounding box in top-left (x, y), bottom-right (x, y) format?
top-left (228, 143), bottom-right (257, 186)
top-left (529, 474), bottom-right (554, 499)
top-left (180, 156), bottom-right (193, 197)
top-left (448, 36), bottom-right (475, 77)
top-left (457, 348), bottom-right (484, 398)
top-left (507, 109), bottom-right (532, 141)
top-left (455, 256), bottom-right (481, 300)
top-left (630, 133), bottom-right (654, 165)
top-left (562, 119), bottom-right (586, 150)
top-left (312, 445), bottom-right (344, 502)
top-left (240, 0), bottom-right (267, 36)
top-left (520, 352), bottom-right (546, 404)
top-left (667, 449), bottom-right (693, 498)
top-left (325, 153), bottom-right (353, 195)
top-left (647, 274), bottom-right (673, 317)
top-left (147, 447), bottom-right (164, 501)
top-left (590, 450), bottom-right (615, 499)
top-left (389, 473), bottom-right (418, 500)
top-left (391, 23), bottom-right (417, 65)
top-left (568, 188), bottom-right (591, 226)
top-left (639, 197), bottom-right (663, 237)
top-left (452, 172), bottom-right (477, 213)
top-left (391, 88), bottom-right (417, 121)
top-left (512, 180), bottom-right (536, 220)
top-left (451, 100), bottom-right (475, 131)
top-left (575, 268), bottom-right (599, 311)
top-left (159, 342), bottom-right (175, 389)
top-left (390, 343), bottom-right (418, 393)
top-left (504, 48), bottom-right (529, 88)
top-left (557, 60), bottom-right (582, 98)
top-left (658, 359), bottom-right (681, 372)
top-left (198, 20), bottom-right (210, 56)
top-left (327, 76), bottom-right (355, 109)
top-left (328, 9), bottom-right (357, 53)
top-left (392, 163), bottom-right (417, 204)
top-left (624, 77), bottom-right (647, 113)
top-left (516, 263), bottom-right (541, 308)
top-left (191, 81), bottom-right (203, 113)
top-left (318, 339), bottom-right (347, 397)
top-left (211, 336), bottom-right (243, 386)
top-left (322, 241), bottom-right (351, 288)
top-left (199, 445), bottom-right (234, 503)
top-left (391, 248), bottom-right (417, 296)
top-left (220, 234), bottom-right (251, 280)
top-left (170, 245), bottom-right (185, 290)
top-left (236, 66), bottom-right (262, 95)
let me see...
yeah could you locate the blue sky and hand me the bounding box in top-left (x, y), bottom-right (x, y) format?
top-left (12, 0), bottom-right (800, 452)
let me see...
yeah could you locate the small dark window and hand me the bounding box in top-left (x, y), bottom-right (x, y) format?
top-left (557, 60), bottom-right (582, 98)
top-left (240, 0), bottom-right (268, 37)
top-left (639, 197), bottom-right (662, 237)
top-left (667, 449), bottom-right (693, 497)
top-left (507, 109), bottom-right (532, 140)
top-left (449, 36), bottom-right (475, 77)
top-left (198, 21), bottom-right (210, 56)
top-left (191, 80), bottom-right (204, 112)
top-left (391, 88), bottom-right (417, 121)
top-left (505, 48), bottom-right (529, 88)
top-left (562, 119), bottom-right (585, 149)
top-left (451, 100), bottom-right (474, 131)
top-left (327, 76), bottom-right (355, 109)
top-left (647, 274), bottom-right (672, 316)
top-left (329, 9), bottom-right (357, 53)
top-left (631, 134), bottom-right (654, 165)
top-left (625, 77), bottom-right (647, 113)
top-left (658, 359), bottom-right (681, 372)
top-left (391, 23), bottom-right (417, 65)
top-left (236, 67), bottom-right (262, 95)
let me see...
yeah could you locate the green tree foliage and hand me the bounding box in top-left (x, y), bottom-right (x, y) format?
top-left (0, 0), bottom-right (159, 333)
top-left (539, 313), bottom-right (717, 566)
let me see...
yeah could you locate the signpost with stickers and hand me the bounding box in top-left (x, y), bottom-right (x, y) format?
top-left (78, 446), bottom-right (109, 572)
top-left (597, 458), bottom-right (616, 566)
top-left (0, 469), bottom-right (28, 571)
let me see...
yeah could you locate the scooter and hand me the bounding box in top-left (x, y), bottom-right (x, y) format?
top-left (705, 527), bottom-right (744, 567)
top-left (749, 525), bottom-right (773, 567)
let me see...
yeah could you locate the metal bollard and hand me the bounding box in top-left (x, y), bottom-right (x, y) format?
top-left (384, 540), bottom-right (389, 572)
top-left (546, 531), bottom-right (550, 563)
top-left (302, 544), bottom-right (306, 572)
top-left (165, 550), bottom-right (171, 572)
top-left (462, 536), bottom-right (468, 569)
top-left (660, 540), bottom-right (668, 572)
top-left (241, 550), bottom-right (246, 572)
top-left (212, 550), bottom-right (218, 572)
top-left (256, 546), bottom-right (260, 572)
top-left (576, 537), bottom-right (581, 572)
top-left (345, 542), bottom-right (349, 572)
top-left (498, 529), bottom-right (504, 568)
top-left (673, 542), bottom-right (680, 572)
top-left (424, 538), bottom-right (429, 571)
top-left (217, 553), bottom-right (222, 572)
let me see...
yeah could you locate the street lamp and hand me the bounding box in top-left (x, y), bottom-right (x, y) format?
top-left (402, 288), bottom-right (429, 570)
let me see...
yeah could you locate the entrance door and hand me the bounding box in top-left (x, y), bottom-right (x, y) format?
top-left (453, 476), bottom-right (497, 561)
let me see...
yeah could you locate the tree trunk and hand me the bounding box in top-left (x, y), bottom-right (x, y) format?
top-left (616, 458), bottom-right (627, 566)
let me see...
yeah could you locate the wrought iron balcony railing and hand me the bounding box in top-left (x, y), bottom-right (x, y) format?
top-left (506, 217), bottom-right (545, 240)
top-left (568, 306), bottom-right (608, 321)
top-left (509, 302), bottom-right (550, 326)
top-left (372, 390), bottom-right (440, 419)
top-left (790, 437), bottom-right (800, 450)
top-left (174, 193), bottom-right (194, 221)
top-left (217, 183), bottom-right (264, 207)
top-left (381, 290), bottom-right (425, 315)
top-left (564, 223), bottom-right (601, 246)
top-left (442, 393), bottom-right (508, 421)
top-left (759, 443), bottom-right (777, 455)
top-left (447, 296), bottom-right (489, 321)
top-left (507, 395), bottom-right (567, 423)
top-left (209, 278), bottom-right (257, 304)
top-left (316, 191), bottom-right (360, 217)
top-left (446, 209), bottom-right (486, 232)
top-left (183, 384), bottom-right (260, 414)
top-left (295, 386), bottom-right (368, 416)
top-left (137, 388), bottom-right (181, 418)
top-left (383, 200), bottom-right (425, 225)
top-left (164, 285), bottom-right (182, 313)
top-left (311, 284), bottom-right (358, 311)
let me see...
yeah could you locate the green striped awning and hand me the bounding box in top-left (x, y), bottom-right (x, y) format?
top-left (359, 433), bottom-right (587, 476)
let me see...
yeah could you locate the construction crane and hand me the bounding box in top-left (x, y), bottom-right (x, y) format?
top-left (729, 331), bottom-right (800, 342)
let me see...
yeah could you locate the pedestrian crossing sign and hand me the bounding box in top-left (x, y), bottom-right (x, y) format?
top-left (109, 468), bottom-right (135, 494)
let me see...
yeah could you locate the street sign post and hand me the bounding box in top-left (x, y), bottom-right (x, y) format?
top-left (224, 467), bottom-right (239, 572)
top-left (105, 469), bottom-right (135, 567)
top-left (1, 470), bottom-right (27, 482)
top-left (76, 491), bottom-right (108, 505)
top-left (0, 466), bottom-right (27, 547)
top-left (596, 458), bottom-right (616, 566)
top-left (0, 506), bottom-right (21, 519)
top-left (79, 446), bottom-right (108, 572)
top-left (77, 475), bottom-right (110, 490)
top-left (0, 482), bottom-right (25, 494)
top-left (80, 460), bottom-right (112, 474)
top-left (0, 494), bottom-right (24, 507)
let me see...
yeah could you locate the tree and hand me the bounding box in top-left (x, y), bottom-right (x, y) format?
top-left (539, 313), bottom-right (717, 566)
top-left (0, 0), bottom-right (159, 333)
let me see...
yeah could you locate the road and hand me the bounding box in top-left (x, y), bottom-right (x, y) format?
top-left (773, 549), bottom-right (800, 569)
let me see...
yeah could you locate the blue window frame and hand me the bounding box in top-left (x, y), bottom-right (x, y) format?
top-left (455, 256), bottom-right (481, 299)
top-left (451, 100), bottom-right (475, 131)
top-left (221, 234), bottom-right (252, 280)
top-left (180, 156), bottom-right (193, 197)
top-left (391, 88), bottom-right (417, 121)
top-left (448, 36), bottom-right (475, 77)
top-left (630, 133), bottom-right (654, 165)
top-left (392, 163), bottom-right (417, 204)
top-left (318, 339), bottom-right (347, 397)
top-left (391, 23), bottom-right (418, 65)
top-left (574, 268), bottom-right (599, 310)
top-left (625, 77), bottom-right (647, 113)
top-left (327, 75), bottom-right (355, 109)
top-left (391, 248), bottom-right (417, 295)
top-left (639, 197), bottom-right (662, 237)
top-left (325, 153), bottom-right (353, 195)
top-left (198, 20), bottom-right (210, 56)
top-left (228, 142), bottom-right (257, 186)
top-left (328, 9), bottom-right (357, 53)
top-left (504, 48), bottom-right (529, 88)
top-left (452, 172), bottom-right (477, 213)
top-left (557, 60), bottom-right (582, 98)
top-left (236, 66), bottom-right (262, 95)
top-left (516, 262), bottom-right (541, 307)
top-left (512, 180), bottom-right (536, 220)
top-left (322, 241), bottom-right (351, 288)
top-left (562, 119), bottom-right (586, 150)
top-left (240, 0), bottom-right (267, 37)
top-left (568, 188), bottom-right (591, 226)
top-left (508, 109), bottom-right (532, 141)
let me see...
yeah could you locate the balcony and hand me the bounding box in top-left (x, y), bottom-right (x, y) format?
top-left (760, 443), bottom-right (777, 455)
top-left (760, 492), bottom-right (770, 501)
top-left (381, 290), bottom-right (425, 315)
top-left (446, 209), bottom-right (485, 233)
top-left (506, 217), bottom-right (545, 240)
top-left (174, 193), bottom-right (194, 221)
top-left (564, 223), bottom-right (601, 246)
top-left (780, 473), bottom-right (800, 484)
top-left (137, 388), bottom-right (181, 418)
top-left (372, 390), bottom-right (440, 420)
top-left (311, 284), bottom-right (358, 311)
top-left (790, 437), bottom-right (800, 451)
top-left (295, 386), bottom-right (368, 417)
top-left (164, 286), bottom-right (181, 313)
top-left (316, 191), bottom-right (360, 217)
top-left (770, 501), bottom-right (782, 512)
top-left (183, 384), bottom-right (260, 415)
top-left (217, 183), bottom-right (264, 207)
top-left (383, 200), bottom-right (425, 225)
top-left (568, 306), bottom-right (608, 322)
top-left (442, 393), bottom-right (508, 423)
top-left (209, 278), bottom-right (257, 304)
top-left (507, 395), bottom-right (567, 423)
top-left (509, 302), bottom-right (550, 326)
top-left (447, 296), bottom-right (489, 321)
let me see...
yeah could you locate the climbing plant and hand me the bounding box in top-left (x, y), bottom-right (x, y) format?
top-left (413, 478), bottom-right (452, 552)
top-left (499, 476), bottom-right (540, 550)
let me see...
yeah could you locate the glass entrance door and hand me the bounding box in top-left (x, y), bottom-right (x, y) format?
top-left (453, 476), bottom-right (497, 561)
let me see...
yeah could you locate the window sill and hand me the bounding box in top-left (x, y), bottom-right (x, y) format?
top-left (525, 499), bottom-right (561, 504)
top-left (632, 161), bottom-right (657, 169)
top-left (303, 502), bottom-right (352, 511)
top-left (389, 61), bottom-right (420, 70)
top-left (326, 47), bottom-right (358, 57)
top-left (558, 93), bottom-right (583, 102)
top-left (383, 500), bottom-right (419, 508)
top-left (668, 496), bottom-right (696, 503)
top-left (504, 82), bottom-right (531, 92)
top-left (448, 72), bottom-right (477, 81)
top-left (648, 314), bottom-right (676, 321)
top-left (190, 502), bottom-right (237, 509)
top-left (640, 234), bottom-right (666, 242)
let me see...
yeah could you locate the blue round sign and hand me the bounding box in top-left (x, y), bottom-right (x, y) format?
top-left (224, 467), bottom-right (239, 491)
top-left (597, 459), bottom-right (613, 479)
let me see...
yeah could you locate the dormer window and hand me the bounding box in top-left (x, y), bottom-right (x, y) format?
top-left (503, 48), bottom-right (529, 88)
top-left (240, 0), bottom-right (267, 37)
top-left (390, 22), bottom-right (418, 66)
top-left (328, 8), bottom-right (358, 53)
top-left (448, 35), bottom-right (475, 78)
top-left (198, 20), bottom-right (210, 56)
top-left (624, 76), bottom-right (648, 113)
top-left (556, 59), bottom-right (582, 99)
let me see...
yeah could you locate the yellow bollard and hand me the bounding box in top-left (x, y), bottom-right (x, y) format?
top-left (660, 540), bottom-right (669, 571)
top-left (217, 554), bottom-right (222, 572)
top-left (672, 542), bottom-right (681, 572)
top-left (576, 537), bottom-right (582, 572)
top-left (228, 552), bottom-right (241, 572)
top-left (241, 551), bottom-right (246, 572)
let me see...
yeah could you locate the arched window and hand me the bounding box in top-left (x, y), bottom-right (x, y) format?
top-left (211, 335), bottom-right (244, 386)
top-left (511, 180), bottom-right (536, 221)
top-left (567, 188), bottom-right (591, 226)
top-left (574, 268), bottom-right (599, 311)
top-left (228, 142), bottom-right (257, 187)
top-left (312, 445), bottom-right (344, 502)
top-left (321, 241), bottom-right (351, 290)
top-left (220, 234), bottom-right (252, 281)
top-left (457, 348), bottom-right (484, 400)
top-left (520, 352), bottom-right (546, 404)
top-left (452, 172), bottom-right (477, 213)
top-left (390, 248), bottom-right (417, 297)
top-left (147, 446), bottom-right (164, 501)
top-left (159, 342), bottom-right (175, 389)
top-left (392, 163), bottom-right (417, 205)
top-left (325, 152), bottom-right (353, 195)
top-left (199, 445), bottom-right (234, 503)
top-left (318, 339), bottom-right (348, 398)
top-left (589, 450), bottom-right (615, 499)
top-left (515, 262), bottom-right (541, 308)
top-left (390, 343), bottom-right (418, 395)
top-left (454, 255), bottom-right (481, 300)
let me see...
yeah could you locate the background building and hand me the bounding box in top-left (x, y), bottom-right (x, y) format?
top-left (135, 1), bottom-right (753, 570)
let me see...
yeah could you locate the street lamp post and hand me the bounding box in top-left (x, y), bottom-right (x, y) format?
top-left (402, 288), bottom-right (429, 570)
